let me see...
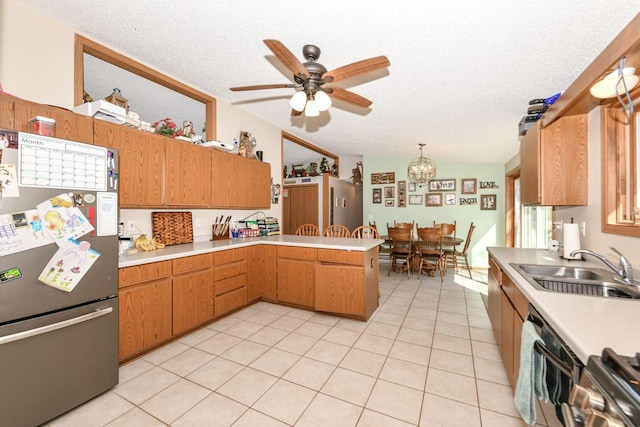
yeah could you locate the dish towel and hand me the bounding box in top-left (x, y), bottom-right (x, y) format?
top-left (514, 320), bottom-right (550, 425)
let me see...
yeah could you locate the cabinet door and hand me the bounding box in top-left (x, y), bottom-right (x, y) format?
top-left (173, 269), bottom-right (215, 335)
top-left (277, 258), bottom-right (315, 307)
top-left (119, 278), bottom-right (172, 361)
top-left (248, 245), bottom-right (276, 300)
top-left (315, 263), bottom-right (365, 316)
top-left (165, 139), bottom-right (212, 207)
top-left (94, 121), bottom-right (165, 207)
top-left (520, 122), bottom-right (540, 204)
top-left (500, 291), bottom-right (514, 387)
top-left (14, 98), bottom-right (94, 144)
top-left (512, 311), bottom-right (524, 391)
top-left (211, 149), bottom-right (271, 208)
top-left (0, 95), bottom-right (15, 129)
top-left (487, 261), bottom-right (502, 348)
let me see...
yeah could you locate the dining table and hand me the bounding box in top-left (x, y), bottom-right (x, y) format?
top-left (381, 234), bottom-right (463, 275)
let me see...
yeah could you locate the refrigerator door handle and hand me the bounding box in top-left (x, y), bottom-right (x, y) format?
top-left (0, 307), bottom-right (113, 345)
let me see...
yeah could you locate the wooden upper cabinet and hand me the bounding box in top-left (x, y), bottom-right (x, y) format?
top-left (13, 98), bottom-right (94, 144)
top-left (211, 149), bottom-right (271, 209)
top-left (165, 139), bottom-right (212, 207)
top-left (0, 95), bottom-right (15, 129)
top-left (94, 120), bottom-right (165, 207)
top-left (520, 114), bottom-right (588, 205)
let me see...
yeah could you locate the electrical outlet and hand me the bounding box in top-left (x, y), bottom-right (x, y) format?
top-left (127, 221), bottom-right (136, 232)
top-left (194, 218), bottom-right (201, 228)
top-left (367, 214), bottom-right (374, 221)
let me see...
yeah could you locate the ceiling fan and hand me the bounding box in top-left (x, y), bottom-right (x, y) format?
top-left (230, 40), bottom-right (390, 117)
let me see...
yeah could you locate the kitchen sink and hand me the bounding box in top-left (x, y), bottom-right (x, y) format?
top-left (510, 263), bottom-right (640, 299)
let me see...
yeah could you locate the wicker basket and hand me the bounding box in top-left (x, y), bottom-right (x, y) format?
top-left (151, 212), bottom-right (193, 245)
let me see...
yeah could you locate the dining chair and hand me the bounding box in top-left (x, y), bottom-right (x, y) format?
top-left (295, 223), bottom-right (320, 236)
top-left (394, 221), bottom-right (414, 229)
top-left (416, 226), bottom-right (446, 281)
top-left (434, 221), bottom-right (456, 237)
top-left (351, 225), bottom-right (380, 239)
top-left (323, 224), bottom-right (351, 238)
top-left (448, 222), bottom-right (475, 279)
top-left (388, 226), bottom-right (413, 278)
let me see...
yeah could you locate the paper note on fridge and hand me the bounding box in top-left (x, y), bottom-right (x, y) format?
top-left (0, 164), bottom-right (19, 197)
top-left (38, 239), bottom-right (101, 292)
top-left (36, 193), bottom-right (94, 246)
top-left (0, 209), bottom-right (55, 257)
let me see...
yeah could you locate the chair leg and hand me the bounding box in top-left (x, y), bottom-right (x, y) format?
top-left (464, 254), bottom-right (472, 279)
top-left (388, 256), bottom-right (393, 276)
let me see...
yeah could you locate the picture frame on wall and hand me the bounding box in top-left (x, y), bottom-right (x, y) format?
top-left (385, 199), bottom-right (395, 207)
top-left (461, 178), bottom-right (477, 194)
top-left (426, 193), bottom-right (442, 206)
top-left (372, 188), bottom-right (382, 204)
top-left (408, 194), bottom-right (423, 205)
top-left (444, 193), bottom-right (456, 205)
top-left (384, 186), bottom-right (395, 198)
top-left (481, 194), bottom-right (497, 210)
top-left (428, 179), bottom-right (456, 191)
top-left (408, 182), bottom-right (417, 192)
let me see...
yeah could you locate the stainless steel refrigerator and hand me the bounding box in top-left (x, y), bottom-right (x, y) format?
top-left (0, 130), bottom-right (119, 427)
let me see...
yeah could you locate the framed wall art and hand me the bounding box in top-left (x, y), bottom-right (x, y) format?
top-left (461, 178), bottom-right (477, 194)
top-left (371, 172), bottom-right (395, 184)
top-left (425, 193), bottom-right (442, 206)
top-left (385, 199), bottom-right (395, 207)
top-left (409, 195), bottom-right (423, 205)
top-left (398, 180), bottom-right (406, 207)
top-left (372, 188), bottom-right (382, 204)
top-left (384, 186), bottom-right (395, 198)
top-left (408, 182), bottom-right (417, 192)
top-left (428, 179), bottom-right (456, 191)
top-left (444, 193), bottom-right (456, 205)
top-left (459, 197), bottom-right (478, 205)
top-left (481, 194), bottom-right (497, 210)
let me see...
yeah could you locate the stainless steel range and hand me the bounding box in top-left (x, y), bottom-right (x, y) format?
top-left (565, 348), bottom-right (640, 426)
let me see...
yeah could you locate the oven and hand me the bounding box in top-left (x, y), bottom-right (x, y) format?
top-left (564, 348), bottom-right (640, 427)
top-left (527, 304), bottom-right (584, 425)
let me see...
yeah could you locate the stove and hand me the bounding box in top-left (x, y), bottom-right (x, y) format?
top-left (567, 348), bottom-right (640, 426)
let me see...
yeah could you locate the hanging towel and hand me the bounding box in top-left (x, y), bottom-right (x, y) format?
top-left (514, 320), bottom-right (550, 425)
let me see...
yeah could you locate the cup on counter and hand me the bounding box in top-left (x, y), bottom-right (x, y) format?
top-left (232, 230), bottom-right (239, 238)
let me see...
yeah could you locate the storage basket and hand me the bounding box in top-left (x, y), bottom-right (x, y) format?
top-left (151, 212), bottom-right (193, 245)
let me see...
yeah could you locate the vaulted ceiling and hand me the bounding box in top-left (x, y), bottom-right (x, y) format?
top-left (21, 1), bottom-right (640, 164)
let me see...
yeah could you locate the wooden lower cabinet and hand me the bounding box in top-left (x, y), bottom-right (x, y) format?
top-left (173, 268), bottom-right (215, 335)
top-left (248, 245), bottom-right (276, 301)
top-left (277, 247), bottom-right (317, 308)
top-left (118, 277), bottom-right (172, 361)
top-left (214, 248), bottom-right (248, 316)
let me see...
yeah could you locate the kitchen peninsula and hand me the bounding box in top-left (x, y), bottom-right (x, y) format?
top-left (118, 235), bottom-right (382, 362)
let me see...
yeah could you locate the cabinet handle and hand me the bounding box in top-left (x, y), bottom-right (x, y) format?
top-left (371, 258), bottom-right (374, 268)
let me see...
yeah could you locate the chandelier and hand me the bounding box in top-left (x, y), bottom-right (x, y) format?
top-left (407, 143), bottom-right (436, 186)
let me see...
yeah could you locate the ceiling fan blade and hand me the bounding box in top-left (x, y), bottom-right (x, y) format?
top-left (230, 84), bottom-right (297, 91)
top-left (325, 56), bottom-right (390, 83)
top-left (327, 87), bottom-right (372, 108)
top-left (264, 40), bottom-right (310, 79)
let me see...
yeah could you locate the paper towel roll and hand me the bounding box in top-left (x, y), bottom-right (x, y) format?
top-left (563, 223), bottom-right (581, 259)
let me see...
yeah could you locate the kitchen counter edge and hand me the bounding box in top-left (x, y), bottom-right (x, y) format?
top-left (487, 247), bottom-right (640, 364)
top-left (120, 235), bottom-right (384, 268)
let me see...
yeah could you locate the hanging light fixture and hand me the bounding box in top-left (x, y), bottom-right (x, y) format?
top-left (407, 143), bottom-right (436, 187)
top-left (289, 89), bottom-right (332, 117)
top-left (589, 66), bottom-right (639, 99)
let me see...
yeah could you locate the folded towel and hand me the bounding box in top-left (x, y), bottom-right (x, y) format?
top-left (514, 320), bottom-right (549, 425)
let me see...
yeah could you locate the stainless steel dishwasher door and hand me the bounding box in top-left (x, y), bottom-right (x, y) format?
top-left (0, 297), bottom-right (119, 427)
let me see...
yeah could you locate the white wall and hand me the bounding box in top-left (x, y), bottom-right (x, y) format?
top-left (0, 1), bottom-right (285, 241)
top-left (329, 176), bottom-right (363, 231)
top-left (553, 107), bottom-right (640, 265)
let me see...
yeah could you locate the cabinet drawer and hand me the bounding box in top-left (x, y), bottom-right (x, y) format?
top-left (215, 273), bottom-right (247, 296)
top-left (489, 256), bottom-right (502, 286)
top-left (214, 248), bottom-right (247, 265)
top-left (502, 273), bottom-right (515, 302)
top-left (317, 249), bottom-right (364, 265)
top-left (278, 246), bottom-right (317, 261)
top-left (173, 253), bottom-right (213, 274)
top-left (119, 261), bottom-right (172, 288)
top-left (215, 260), bottom-right (247, 281)
top-left (215, 286), bottom-right (247, 316)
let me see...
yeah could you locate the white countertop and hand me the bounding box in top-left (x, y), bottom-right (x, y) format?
top-left (488, 247), bottom-right (640, 364)
top-left (119, 235), bottom-right (384, 268)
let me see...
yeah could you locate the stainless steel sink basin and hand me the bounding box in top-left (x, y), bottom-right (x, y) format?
top-left (510, 263), bottom-right (640, 299)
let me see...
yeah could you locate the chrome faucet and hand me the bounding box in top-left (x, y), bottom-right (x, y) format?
top-left (570, 247), bottom-right (635, 286)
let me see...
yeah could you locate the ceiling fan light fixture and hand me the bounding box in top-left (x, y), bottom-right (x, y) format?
top-left (407, 143), bottom-right (436, 186)
top-left (305, 99), bottom-right (320, 117)
top-left (590, 67), bottom-right (639, 99)
top-left (289, 91), bottom-right (308, 112)
top-left (315, 90), bottom-right (332, 111)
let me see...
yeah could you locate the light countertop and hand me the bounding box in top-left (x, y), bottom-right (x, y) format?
top-left (488, 247), bottom-right (640, 364)
top-left (119, 235), bottom-right (384, 268)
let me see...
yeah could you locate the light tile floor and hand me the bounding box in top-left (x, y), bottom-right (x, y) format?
top-left (44, 266), bottom-right (562, 427)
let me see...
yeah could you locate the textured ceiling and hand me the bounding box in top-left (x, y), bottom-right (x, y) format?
top-left (21, 1), bottom-right (640, 164)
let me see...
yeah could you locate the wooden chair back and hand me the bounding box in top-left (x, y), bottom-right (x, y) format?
top-left (323, 224), bottom-right (351, 238)
top-left (388, 226), bottom-right (412, 255)
top-left (434, 221), bottom-right (456, 237)
top-left (295, 223), bottom-right (320, 236)
top-left (351, 225), bottom-right (380, 239)
top-left (416, 227), bottom-right (444, 257)
top-left (458, 222), bottom-right (475, 255)
top-left (393, 221), bottom-right (414, 230)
